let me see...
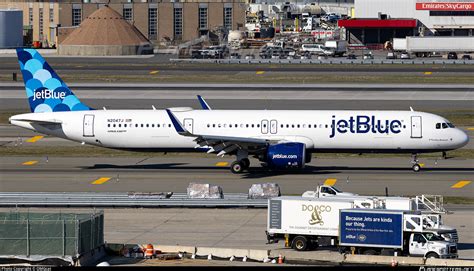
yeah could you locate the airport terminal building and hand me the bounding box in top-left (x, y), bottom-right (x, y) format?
top-left (0, 0), bottom-right (246, 47)
top-left (339, 0), bottom-right (474, 44)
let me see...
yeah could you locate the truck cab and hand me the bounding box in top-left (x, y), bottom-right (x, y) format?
top-left (302, 185), bottom-right (358, 198)
top-left (408, 231), bottom-right (457, 259)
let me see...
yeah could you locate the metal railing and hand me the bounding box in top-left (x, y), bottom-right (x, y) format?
top-left (0, 192), bottom-right (268, 208)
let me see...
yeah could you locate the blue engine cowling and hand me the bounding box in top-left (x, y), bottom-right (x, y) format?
top-left (266, 142), bottom-right (306, 168)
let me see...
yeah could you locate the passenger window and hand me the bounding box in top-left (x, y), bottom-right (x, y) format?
top-left (113, 124), bottom-right (116, 127)
top-left (286, 124), bottom-right (289, 128)
top-left (207, 124), bottom-right (210, 128)
top-left (251, 124), bottom-right (255, 128)
top-left (297, 124), bottom-right (300, 128)
top-left (108, 124), bottom-right (110, 127)
top-left (442, 123), bottom-right (448, 129)
top-left (229, 124), bottom-right (232, 128)
top-left (151, 124), bottom-right (154, 128)
top-left (291, 124), bottom-right (295, 128)
top-left (124, 124), bottom-right (127, 128)
top-left (325, 125), bottom-right (328, 128)
top-left (141, 124), bottom-right (144, 128)
top-left (168, 124), bottom-right (171, 128)
top-left (280, 124), bottom-right (284, 128)
top-left (157, 124), bottom-right (160, 128)
top-left (436, 123), bottom-right (441, 129)
top-left (213, 124), bottom-right (216, 128)
top-left (257, 124), bottom-right (260, 128)
top-left (246, 124), bottom-right (249, 128)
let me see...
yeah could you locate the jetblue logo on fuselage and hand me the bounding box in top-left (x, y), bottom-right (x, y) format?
top-left (33, 89), bottom-right (66, 101)
top-left (329, 115), bottom-right (402, 138)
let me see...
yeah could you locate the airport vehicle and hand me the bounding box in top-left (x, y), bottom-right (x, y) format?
top-left (461, 54), bottom-right (472, 60)
top-left (400, 52), bottom-right (411, 59)
top-left (266, 197), bottom-right (458, 258)
top-left (346, 53), bottom-right (356, 59)
top-left (386, 52), bottom-right (397, 59)
top-left (301, 185), bottom-right (358, 198)
top-left (363, 52), bottom-right (374, 59)
top-left (301, 44), bottom-right (334, 56)
top-left (324, 40), bottom-right (347, 57)
top-left (10, 49), bottom-right (469, 174)
top-left (447, 52), bottom-right (458, 60)
top-left (301, 186), bottom-right (458, 242)
top-left (393, 37), bottom-right (474, 57)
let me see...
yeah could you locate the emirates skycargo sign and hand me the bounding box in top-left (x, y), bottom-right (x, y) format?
top-left (416, 2), bottom-right (474, 11)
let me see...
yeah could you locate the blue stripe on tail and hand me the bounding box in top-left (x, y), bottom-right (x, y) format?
top-left (16, 48), bottom-right (91, 113)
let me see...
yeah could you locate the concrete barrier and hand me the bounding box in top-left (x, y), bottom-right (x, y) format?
top-left (269, 250), bottom-right (345, 264)
top-left (153, 245), bottom-right (196, 254)
top-left (425, 258), bottom-right (474, 266)
top-left (344, 254), bottom-right (424, 266)
top-left (196, 247), bottom-right (269, 261)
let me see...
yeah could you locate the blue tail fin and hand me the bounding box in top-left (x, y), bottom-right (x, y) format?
top-left (16, 48), bottom-right (91, 113)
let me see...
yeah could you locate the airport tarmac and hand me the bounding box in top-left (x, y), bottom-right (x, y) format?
top-left (1, 155), bottom-right (472, 197)
top-left (2, 207), bottom-right (471, 260)
top-left (1, 83), bottom-right (473, 111)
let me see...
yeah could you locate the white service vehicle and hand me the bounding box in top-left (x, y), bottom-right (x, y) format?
top-left (266, 197), bottom-right (458, 258)
top-left (324, 40), bottom-right (347, 57)
top-left (301, 44), bottom-right (334, 56)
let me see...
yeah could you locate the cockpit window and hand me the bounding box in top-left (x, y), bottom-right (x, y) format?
top-left (447, 123), bottom-right (455, 128)
top-left (442, 123), bottom-right (448, 129)
top-left (436, 123), bottom-right (441, 129)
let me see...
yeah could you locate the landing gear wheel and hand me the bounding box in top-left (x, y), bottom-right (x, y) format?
top-left (230, 161), bottom-right (244, 174)
top-left (412, 163), bottom-right (421, 172)
top-left (241, 158), bottom-right (250, 169)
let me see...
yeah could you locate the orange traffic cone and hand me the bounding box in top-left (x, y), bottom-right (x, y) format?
top-left (278, 254), bottom-right (283, 264)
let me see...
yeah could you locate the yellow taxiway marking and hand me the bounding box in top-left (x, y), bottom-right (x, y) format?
top-left (91, 177), bottom-right (111, 185)
top-left (419, 163), bottom-right (425, 167)
top-left (424, 72), bottom-right (432, 75)
top-left (22, 160), bottom-right (38, 165)
top-left (215, 162), bottom-right (229, 167)
top-left (451, 180), bottom-right (471, 189)
top-left (26, 135), bottom-right (44, 143)
top-left (324, 178), bottom-right (337, 186)
top-left (256, 71), bottom-right (265, 75)
top-left (467, 127), bottom-right (474, 131)
top-left (149, 70), bottom-right (159, 75)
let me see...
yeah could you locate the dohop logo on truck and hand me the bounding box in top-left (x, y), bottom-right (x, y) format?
top-left (302, 204), bottom-right (332, 226)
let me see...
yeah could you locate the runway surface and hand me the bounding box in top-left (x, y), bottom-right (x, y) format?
top-left (1, 83), bottom-right (473, 111)
top-left (1, 156), bottom-right (472, 197)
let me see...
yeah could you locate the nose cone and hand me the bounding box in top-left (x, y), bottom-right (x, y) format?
top-left (455, 129), bottom-right (469, 148)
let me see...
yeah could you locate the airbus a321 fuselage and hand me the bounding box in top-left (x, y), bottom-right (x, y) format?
top-left (10, 49), bottom-right (469, 173)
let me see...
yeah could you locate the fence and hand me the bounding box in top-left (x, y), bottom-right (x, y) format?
top-left (0, 211), bottom-right (104, 257)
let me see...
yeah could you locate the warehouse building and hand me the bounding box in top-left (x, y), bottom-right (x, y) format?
top-left (338, 0), bottom-right (474, 44)
top-left (0, 0), bottom-right (246, 47)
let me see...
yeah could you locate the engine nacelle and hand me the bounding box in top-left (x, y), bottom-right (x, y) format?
top-left (266, 142), bottom-right (306, 168)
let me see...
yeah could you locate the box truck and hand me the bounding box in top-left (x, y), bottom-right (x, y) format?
top-left (266, 197), bottom-right (458, 258)
top-left (301, 186), bottom-right (458, 243)
top-left (392, 37), bottom-right (474, 57)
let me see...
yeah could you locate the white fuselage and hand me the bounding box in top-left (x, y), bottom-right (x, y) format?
top-left (10, 109), bottom-right (469, 154)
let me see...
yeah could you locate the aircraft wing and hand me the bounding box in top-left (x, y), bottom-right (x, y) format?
top-left (166, 109), bottom-right (268, 156)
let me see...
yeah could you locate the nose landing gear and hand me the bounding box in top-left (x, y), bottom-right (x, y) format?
top-left (411, 154), bottom-right (421, 172)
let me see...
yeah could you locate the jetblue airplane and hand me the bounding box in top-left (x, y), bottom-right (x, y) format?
top-left (9, 49), bottom-right (469, 173)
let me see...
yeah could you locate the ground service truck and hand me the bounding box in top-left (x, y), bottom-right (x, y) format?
top-left (266, 197), bottom-right (458, 258)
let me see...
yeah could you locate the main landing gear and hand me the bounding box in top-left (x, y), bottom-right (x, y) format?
top-left (230, 150), bottom-right (250, 174)
top-left (411, 154), bottom-right (421, 172)
top-left (230, 158), bottom-right (250, 174)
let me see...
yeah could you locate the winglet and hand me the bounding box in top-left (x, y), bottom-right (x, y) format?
top-left (165, 109), bottom-right (191, 136)
top-left (197, 95), bottom-right (212, 110)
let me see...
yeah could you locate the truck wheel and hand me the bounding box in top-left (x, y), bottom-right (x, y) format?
top-left (363, 249), bottom-right (377, 255)
top-left (426, 252), bottom-right (439, 259)
top-left (292, 236), bottom-right (308, 251)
